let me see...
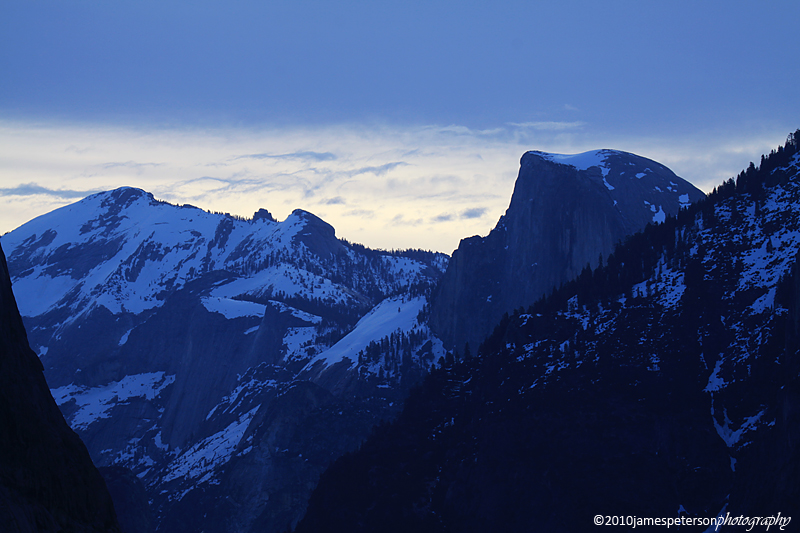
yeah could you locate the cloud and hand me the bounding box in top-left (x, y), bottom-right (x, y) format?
top-left (0, 182), bottom-right (96, 199)
top-left (349, 162), bottom-right (409, 177)
top-left (322, 196), bottom-right (346, 205)
top-left (506, 121), bottom-right (585, 131)
top-left (102, 161), bottom-right (163, 170)
top-left (461, 207), bottom-right (487, 219)
top-left (5, 118), bottom-right (785, 253)
top-left (164, 176), bottom-right (238, 194)
top-left (344, 209), bottom-right (375, 218)
top-left (427, 174), bottom-right (464, 185)
top-left (65, 145), bottom-right (91, 154)
top-left (390, 214), bottom-right (423, 227)
top-left (236, 151), bottom-right (337, 162)
top-left (430, 125), bottom-right (506, 137)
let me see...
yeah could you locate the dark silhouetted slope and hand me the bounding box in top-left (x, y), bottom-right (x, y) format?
top-left (0, 243), bottom-right (121, 532)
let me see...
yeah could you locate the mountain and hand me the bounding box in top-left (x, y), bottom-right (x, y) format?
top-left (0, 242), bottom-right (121, 532)
top-left (0, 144), bottom-right (752, 531)
top-left (295, 133), bottom-right (800, 531)
top-left (430, 149), bottom-right (705, 352)
top-left (1, 188), bottom-right (448, 531)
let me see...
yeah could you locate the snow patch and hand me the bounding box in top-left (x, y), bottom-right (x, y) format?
top-left (652, 205), bottom-right (666, 224)
top-left (118, 329), bottom-right (132, 346)
top-left (530, 150), bottom-right (613, 172)
top-left (211, 265), bottom-right (352, 307)
top-left (704, 359), bottom-right (726, 392)
top-left (751, 286), bottom-right (776, 314)
top-left (163, 406), bottom-right (259, 484)
top-left (712, 407), bottom-right (764, 448)
top-left (51, 372), bottom-right (175, 431)
top-left (283, 327), bottom-right (318, 360)
top-left (9, 271), bottom-right (76, 317)
top-left (154, 431), bottom-right (169, 451)
top-left (201, 296), bottom-right (265, 319)
top-left (268, 300), bottom-right (322, 324)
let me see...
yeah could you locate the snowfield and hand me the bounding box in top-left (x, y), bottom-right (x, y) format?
top-left (51, 372), bottom-right (175, 430)
top-left (310, 295), bottom-right (428, 367)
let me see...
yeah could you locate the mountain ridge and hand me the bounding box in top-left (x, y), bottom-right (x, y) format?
top-left (1, 187), bottom-right (448, 531)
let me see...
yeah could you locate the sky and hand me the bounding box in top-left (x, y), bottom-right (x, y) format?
top-left (1, 1), bottom-right (799, 253)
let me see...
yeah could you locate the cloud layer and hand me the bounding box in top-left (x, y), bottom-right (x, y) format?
top-left (0, 183), bottom-right (97, 199)
top-left (0, 120), bottom-right (791, 251)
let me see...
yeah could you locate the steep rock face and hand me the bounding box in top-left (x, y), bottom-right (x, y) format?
top-left (0, 243), bottom-right (121, 532)
top-left (430, 149), bottom-right (705, 352)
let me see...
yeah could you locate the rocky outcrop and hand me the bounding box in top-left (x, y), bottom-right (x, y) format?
top-left (290, 209), bottom-right (348, 259)
top-left (0, 243), bottom-right (121, 532)
top-left (430, 149), bottom-right (705, 352)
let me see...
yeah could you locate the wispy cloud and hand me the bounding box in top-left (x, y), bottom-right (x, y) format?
top-left (322, 196), bottom-right (346, 205)
top-left (506, 121), bottom-right (585, 131)
top-left (102, 161), bottom-right (163, 170)
top-left (432, 213), bottom-right (454, 223)
top-left (461, 207), bottom-right (487, 219)
top-left (390, 214), bottom-right (423, 227)
top-left (348, 162), bottom-right (408, 177)
top-left (65, 145), bottom-right (92, 154)
top-left (236, 151), bottom-right (337, 162)
top-left (344, 209), bottom-right (375, 218)
top-left (429, 125), bottom-right (506, 137)
top-left (0, 182), bottom-right (97, 199)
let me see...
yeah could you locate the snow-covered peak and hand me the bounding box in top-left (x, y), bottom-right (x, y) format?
top-left (0, 186), bottom-right (438, 320)
top-left (527, 149), bottom-right (620, 172)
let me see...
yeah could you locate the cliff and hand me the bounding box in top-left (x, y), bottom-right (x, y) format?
top-left (430, 149), bottom-right (705, 352)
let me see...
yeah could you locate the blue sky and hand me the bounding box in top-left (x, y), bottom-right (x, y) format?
top-left (2, 1), bottom-right (799, 252)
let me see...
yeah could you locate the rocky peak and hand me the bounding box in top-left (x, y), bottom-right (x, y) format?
top-left (430, 149), bottom-right (705, 353)
top-left (520, 149), bottom-right (699, 229)
top-left (288, 209), bottom-right (347, 259)
top-left (253, 208), bottom-right (277, 222)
